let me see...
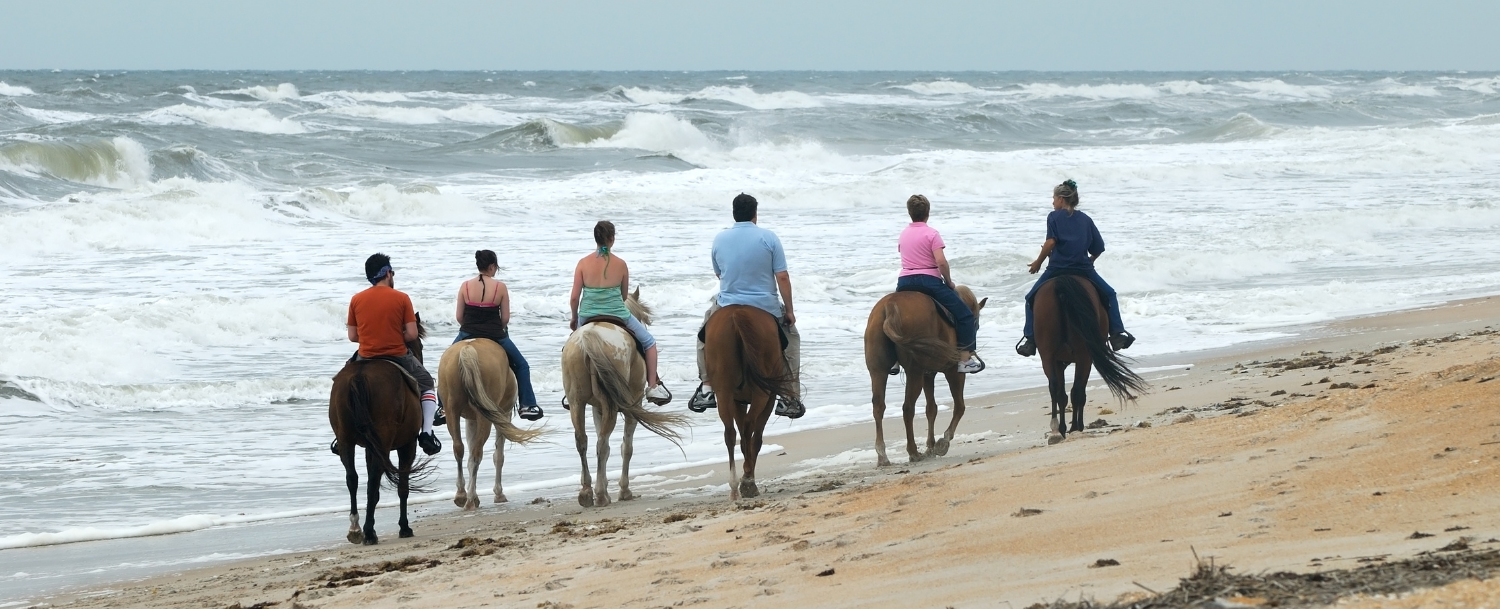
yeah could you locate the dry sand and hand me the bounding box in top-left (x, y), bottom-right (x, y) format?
top-left (25, 298), bottom-right (1500, 609)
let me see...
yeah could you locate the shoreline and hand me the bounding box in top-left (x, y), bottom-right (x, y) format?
top-left (7, 294), bottom-right (1500, 606)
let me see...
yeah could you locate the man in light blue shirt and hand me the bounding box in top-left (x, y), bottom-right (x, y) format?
top-left (690, 193), bottom-right (803, 418)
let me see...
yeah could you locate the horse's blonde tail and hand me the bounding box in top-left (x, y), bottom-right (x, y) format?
top-left (459, 343), bottom-right (543, 444)
top-left (579, 330), bottom-right (687, 446)
top-left (882, 300), bottom-right (960, 370)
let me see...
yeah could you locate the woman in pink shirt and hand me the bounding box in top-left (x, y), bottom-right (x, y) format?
top-left (896, 195), bottom-right (982, 374)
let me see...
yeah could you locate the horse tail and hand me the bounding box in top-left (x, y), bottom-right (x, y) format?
top-left (458, 343), bottom-right (543, 445)
top-left (1052, 276), bottom-right (1149, 401)
top-left (881, 300), bottom-right (961, 369)
top-left (348, 367), bottom-right (404, 489)
top-left (579, 329), bottom-right (687, 446)
top-left (732, 309), bottom-right (798, 409)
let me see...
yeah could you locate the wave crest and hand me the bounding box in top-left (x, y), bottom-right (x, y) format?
top-left (143, 104), bottom-right (308, 134)
top-left (216, 83), bottom-right (300, 102)
top-left (0, 81), bottom-right (36, 96)
top-left (303, 183), bottom-right (480, 222)
top-left (0, 137), bottom-right (151, 188)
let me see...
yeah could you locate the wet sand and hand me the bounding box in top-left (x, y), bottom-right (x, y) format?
top-left (18, 297), bottom-right (1500, 608)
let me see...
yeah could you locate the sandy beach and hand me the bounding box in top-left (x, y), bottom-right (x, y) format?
top-left (14, 295), bottom-right (1498, 608)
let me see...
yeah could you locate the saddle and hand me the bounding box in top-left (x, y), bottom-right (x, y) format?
top-left (696, 311), bottom-right (790, 351)
top-left (582, 316), bottom-right (649, 358)
top-left (896, 290), bottom-right (957, 329)
top-left (1026, 269), bottom-right (1094, 305)
top-left (335, 354), bottom-right (420, 397)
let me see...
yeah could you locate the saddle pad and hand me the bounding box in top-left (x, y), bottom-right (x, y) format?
top-left (696, 312), bottom-right (790, 351)
top-left (334, 355), bottom-right (420, 396)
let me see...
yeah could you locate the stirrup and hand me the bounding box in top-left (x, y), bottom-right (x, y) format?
top-left (774, 395), bottom-right (805, 419)
top-left (329, 438), bottom-right (340, 455)
top-left (1015, 337), bottom-right (1036, 357)
top-left (888, 362), bottom-right (900, 376)
top-left (433, 405), bottom-right (447, 427)
top-left (958, 354), bottom-right (985, 374)
top-left (646, 383), bottom-right (672, 406)
top-left (688, 383), bottom-right (716, 413)
top-left (561, 395), bottom-right (570, 411)
top-left (1110, 331), bottom-right (1135, 351)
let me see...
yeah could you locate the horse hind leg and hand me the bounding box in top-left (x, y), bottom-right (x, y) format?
top-left (593, 407), bottom-right (617, 508)
top-left (492, 430), bottom-right (508, 504)
top-left (1069, 361), bottom-right (1092, 433)
top-left (933, 370), bottom-right (967, 457)
top-left (901, 375), bottom-right (925, 462)
top-left (397, 442), bottom-right (415, 539)
top-left (571, 395), bottom-right (594, 507)
top-left (922, 373), bottom-right (939, 456)
top-left (1046, 361), bottom-right (1068, 445)
top-left (450, 415), bottom-right (468, 509)
top-left (362, 448), bottom-right (382, 545)
top-left (737, 394), bottom-right (770, 500)
top-left (341, 446), bottom-right (363, 545)
top-left (870, 368), bottom-right (892, 467)
top-left (462, 419), bottom-right (489, 511)
top-left (618, 415), bottom-right (638, 501)
top-left (721, 406), bottom-right (741, 502)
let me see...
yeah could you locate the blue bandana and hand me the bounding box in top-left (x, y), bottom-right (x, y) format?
top-left (368, 265), bottom-right (391, 285)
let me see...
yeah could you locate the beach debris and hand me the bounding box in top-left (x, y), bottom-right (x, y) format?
top-left (816, 568), bottom-right (836, 576)
top-left (1219, 512), bottom-right (1233, 517)
top-left (1012, 507), bottom-right (1044, 518)
top-left (1099, 408), bottom-right (1115, 415)
top-left (663, 513), bottom-right (692, 523)
top-left (530, 497), bottom-right (549, 505)
top-left (1087, 418), bottom-right (1111, 429)
top-left (1269, 389), bottom-right (1286, 396)
top-left (320, 556), bottom-right (441, 587)
top-left (1409, 531), bottom-right (1434, 539)
top-left (1089, 558), bottom-right (1121, 568)
top-left (1437, 538), bottom-right (1472, 552)
top-left (807, 480), bottom-right (845, 493)
top-left (1329, 382), bottom-right (1357, 389)
top-left (1317, 377), bottom-right (1332, 384)
top-left (1445, 526), bottom-right (1471, 532)
top-left (1174, 414), bottom-right (1197, 424)
top-left (1136, 421), bottom-right (1153, 428)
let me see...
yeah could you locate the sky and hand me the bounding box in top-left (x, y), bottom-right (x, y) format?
top-left (3, 0), bottom-right (1497, 71)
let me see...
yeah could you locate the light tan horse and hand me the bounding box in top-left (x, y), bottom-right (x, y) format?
top-left (437, 338), bottom-right (543, 511)
top-left (561, 289), bottom-right (687, 507)
top-left (704, 305), bottom-right (797, 501)
top-left (863, 285), bottom-right (986, 466)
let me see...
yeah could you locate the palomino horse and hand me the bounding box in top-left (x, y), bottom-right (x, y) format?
top-left (704, 305), bottom-right (797, 500)
top-left (437, 338), bottom-right (544, 512)
top-left (1033, 275), bottom-right (1147, 443)
top-left (864, 286), bottom-right (987, 466)
top-left (329, 319), bottom-right (436, 545)
top-left (561, 289), bottom-right (687, 507)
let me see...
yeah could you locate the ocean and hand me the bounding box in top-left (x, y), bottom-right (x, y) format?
top-left (1, 70), bottom-right (1498, 598)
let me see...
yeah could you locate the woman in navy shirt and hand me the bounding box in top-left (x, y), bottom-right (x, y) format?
top-left (1016, 180), bottom-right (1134, 356)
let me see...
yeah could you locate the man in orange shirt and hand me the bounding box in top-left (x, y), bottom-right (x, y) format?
top-left (346, 253), bottom-right (442, 455)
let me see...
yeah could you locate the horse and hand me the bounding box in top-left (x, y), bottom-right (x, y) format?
top-left (328, 317), bottom-right (436, 545)
top-left (864, 286), bottom-right (987, 466)
top-left (704, 305), bottom-right (798, 501)
top-left (436, 337), bottom-right (544, 512)
top-left (560, 289), bottom-right (688, 507)
top-left (1032, 275), bottom-right (1148, 443)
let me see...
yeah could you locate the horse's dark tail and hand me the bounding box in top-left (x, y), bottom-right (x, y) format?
top-left (732, 309), bottom-right (797, 407)
top-left (348, 365), bottom-right (437, 492)
top-left (1052, 276), bottom-right (1149, 401)
top-left (881, 299), bottom-right (961, 370)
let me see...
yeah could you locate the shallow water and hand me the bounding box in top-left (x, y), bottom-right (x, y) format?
top-left (1, 70), bottom-right (1499, 594)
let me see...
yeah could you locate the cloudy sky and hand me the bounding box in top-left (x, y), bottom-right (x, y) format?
top-left (4, 0), bottom-right (1496, 71)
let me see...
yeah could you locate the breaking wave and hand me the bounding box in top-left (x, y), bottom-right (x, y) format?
top-left (214, 83), bottom-right (300, 102)
top-left (0, 137), bottom-right (151, 188)
top-left (618, 85), bottom-right (823, 109)
top-left (142, 104), bottom-right (309, 134)
top-left (0, 81), bottom-right (35, 97)
top-left (894, 80), bottom-right (983, 95)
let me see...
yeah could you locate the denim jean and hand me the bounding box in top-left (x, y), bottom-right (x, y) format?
top-left (452, 332), bottom-right (538, 407)
top-left (1022, 268), bottom-right (1125, 339)
top-left (895, 274), bottom-right (978, 353)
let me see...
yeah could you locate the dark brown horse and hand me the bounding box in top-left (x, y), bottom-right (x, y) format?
top-left (863, 286), bottom-right (986, 465)
top-left (1032, 275), bottom-right (1147, 443)
top-left (329, 320), bottom-right (435, 545)
top-left (704, 305), bottom-right (797, 501)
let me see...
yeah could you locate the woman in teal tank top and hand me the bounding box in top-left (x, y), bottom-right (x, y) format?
top-left (569, 221), bottom-right (670, 405)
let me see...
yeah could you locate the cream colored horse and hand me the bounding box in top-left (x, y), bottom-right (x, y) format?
top-left (437, 338), bottom-right (543, 511)
top-left (561, 289), bottom-right (688, 507)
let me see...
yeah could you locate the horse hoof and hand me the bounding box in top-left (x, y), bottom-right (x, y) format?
top-left (1047, 433), bottom-right (1064, 445)
top-left (596, 493), bottom-right (612, 508)
top-left (619, 489), bottom-right (635, 501)
top-left (739, 479), bottom-right (760, 499)
top-left (363, 535), bottom-right (379, 546)
top-left (1068, 423), bottom-right (1084, 433)
top-left (578, 491), bottom-right (594, 508)
top-left (933, 439), bottom-right (950, 457)
top-left (494, 494), bottom-right (509, 504)
top-left (908, 452), bottom-right (926, 463)
top-left (346, 530), bottom-right (364, 545)
top-left (464, 499), bottom-right (479, 512)
top-left (399, 528), bottom-right (414, 539)
top-left (452, 496), bottom-right (467, 508)
top-left (877, 456), bottom-right (892, 467)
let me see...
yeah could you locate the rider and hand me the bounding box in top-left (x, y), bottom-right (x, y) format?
top-left (346, 253), bottom-right (442, 455)
top-left (1016, 180), bottom-right (1133, 357)
top-left (688, 193), bottom-right (804, 418)
top-left (895, 194), bottom-right (983, 374)
top-left (569, 221), bottom-right (672, 406)
top-left (452, 249), bottom-right (543, 421)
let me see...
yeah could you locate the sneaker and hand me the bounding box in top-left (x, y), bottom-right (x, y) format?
top-left (646, 383), bottom-right (672, 406)
top-left (888, 362), bottom-right (900, 376)
top-left (417, 431), bottom-right (442, 455)
top-left (1015, 337), bottom-right (1036, 357)
top-left (774, 395), bottom-right (805, 419)
top-left (1110, 331), bottom-right (1136, 351)
top-left (957, 354), bottom-right (985, 374)
top-left (433, 405), bottom-right (447, 427)
top-left (517, 403), bottom-right (543, 421)
top-left (688, 383), bottom-right (716, 413)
